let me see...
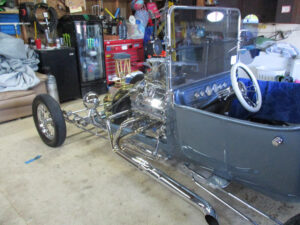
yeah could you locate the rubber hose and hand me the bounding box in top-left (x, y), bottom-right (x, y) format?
top-left (32, 3), bottom-right (58, 33)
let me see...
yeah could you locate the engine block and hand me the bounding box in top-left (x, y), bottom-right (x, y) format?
top-left (130, 80), bottom-right (167, 122)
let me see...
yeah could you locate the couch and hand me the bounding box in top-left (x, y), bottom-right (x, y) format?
top-left (0, 73), bottom-right (47, 123)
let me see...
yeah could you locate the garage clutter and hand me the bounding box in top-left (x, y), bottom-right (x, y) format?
top-left (2, 1), bottom-right (300, 225)
top-left (0, 0), bottom-right (300, 123)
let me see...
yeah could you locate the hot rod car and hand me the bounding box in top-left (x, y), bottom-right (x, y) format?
top-left (32, 6), bottom-right (300, 225)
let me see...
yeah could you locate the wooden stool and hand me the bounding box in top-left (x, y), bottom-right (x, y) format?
top-left (114, 53), bottom-right (131, 86)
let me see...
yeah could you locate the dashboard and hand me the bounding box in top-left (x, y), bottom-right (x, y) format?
top-left (174, 72), bottom-right (231, 108)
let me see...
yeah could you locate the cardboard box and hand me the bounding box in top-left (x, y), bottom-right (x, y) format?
top-left (65, 0), bottom-right (85, 8)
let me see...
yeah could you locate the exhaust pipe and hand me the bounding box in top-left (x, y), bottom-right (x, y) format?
top-left (116, 150), bottom-right (219, 225)
top-left (106, 115), bottom-right (219, 225)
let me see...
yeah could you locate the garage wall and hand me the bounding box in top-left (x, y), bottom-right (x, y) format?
top-left (86, 0), bottom-right (132, 19)
top-left (17, 0), bottom-right (131, 19)
top-left (18, 0), bottom-right (69, 18)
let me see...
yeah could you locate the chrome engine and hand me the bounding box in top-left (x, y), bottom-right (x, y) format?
top-left (130, 62), bottom-right (167, 122)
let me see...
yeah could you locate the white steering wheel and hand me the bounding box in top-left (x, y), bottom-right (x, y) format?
top-left (230, 62), bottom-right (262, 113)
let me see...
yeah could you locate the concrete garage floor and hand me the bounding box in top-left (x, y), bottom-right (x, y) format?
top-left (0, 100), bottom-right (300, 225)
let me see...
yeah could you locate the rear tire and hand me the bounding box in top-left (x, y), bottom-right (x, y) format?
top-left (32, 94), bottom-right (66, 147)
top-left (284, 214), bottom-right (300, 225)
top-left (111, 74), bottom-right (144, 124)
top-left (111, 95), bottom-right (131, 125)
top-left (129, 73), bottom-right (144, 84)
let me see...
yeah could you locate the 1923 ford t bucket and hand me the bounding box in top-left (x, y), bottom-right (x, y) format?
top-left (32, 6), bottom-right (300, 225)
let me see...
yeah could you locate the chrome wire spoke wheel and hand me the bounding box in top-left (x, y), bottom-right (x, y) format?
top-left (33, 94), bottom-right (66, 147)
top-left (37, 103), bottom-right (55, 140)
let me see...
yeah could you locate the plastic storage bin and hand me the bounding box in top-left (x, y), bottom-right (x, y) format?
top-left (0, 13), bottom-right (21, 35)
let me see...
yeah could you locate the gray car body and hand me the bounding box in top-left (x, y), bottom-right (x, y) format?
top-left (150, 5), bottom-right (300, 201)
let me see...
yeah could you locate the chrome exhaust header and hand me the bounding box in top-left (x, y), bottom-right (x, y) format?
top-left (106, 114), bottom-right (219, 225)
top-left (116, 150), bottom-right (219, 225)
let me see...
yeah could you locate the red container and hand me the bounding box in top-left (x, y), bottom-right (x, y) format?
top-left (35, 39), bottom-right (42, 49)
top-left (104, 39), bottom-right (144, 84)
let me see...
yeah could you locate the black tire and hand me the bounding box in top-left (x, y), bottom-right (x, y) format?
top-left (32, 94), bottom-right (66, 147)
top-left (109, 75), bottom-right (144, 124)
top-left (284, 214), bottom-right (300, 225)
top-left (129, 74), bottom-right (144, 84)
top-left (111, 95), bottom-right (131, 125)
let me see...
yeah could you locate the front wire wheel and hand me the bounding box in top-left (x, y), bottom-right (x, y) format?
top-left (32, 94), bottom-right (66, 147)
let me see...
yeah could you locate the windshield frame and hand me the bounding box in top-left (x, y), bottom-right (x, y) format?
top-left (166, 6), bottom-right (241, 91)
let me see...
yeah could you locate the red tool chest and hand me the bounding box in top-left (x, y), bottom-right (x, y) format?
top-left (104, 39), bottom-right (144, 84)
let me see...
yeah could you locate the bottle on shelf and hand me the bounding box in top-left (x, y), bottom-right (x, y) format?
top-left (118, 20), bottom-right (127, 40)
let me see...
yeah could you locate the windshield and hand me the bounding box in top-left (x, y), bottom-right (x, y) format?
top-left (167, 7), bottom-right (240, 89)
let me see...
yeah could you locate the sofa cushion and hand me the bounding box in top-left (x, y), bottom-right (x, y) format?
top-left (0, 72), bottom-right (47, 122)
top-left (0, 73), bottom-right (46, 102)
top-left (0, 93), bottom-right (35, 110)
top-left (0, 89), bottom-right (35, 101)
top-left (0, 105), bottom-right (32, 123)
top-left (36, 72), bottom-right (47, 82)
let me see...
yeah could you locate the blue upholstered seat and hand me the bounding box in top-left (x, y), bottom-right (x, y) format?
top-left (230, 79), bottom-right (300, 124)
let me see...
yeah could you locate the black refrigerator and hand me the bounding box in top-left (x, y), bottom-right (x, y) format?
top-left (58, 15), bottom-right (107, 96)
top-left (36, 47), bottom-right (81, 102)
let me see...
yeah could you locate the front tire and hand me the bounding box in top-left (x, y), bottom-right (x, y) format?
top-left (32, 94), bottom-right (66, 147)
